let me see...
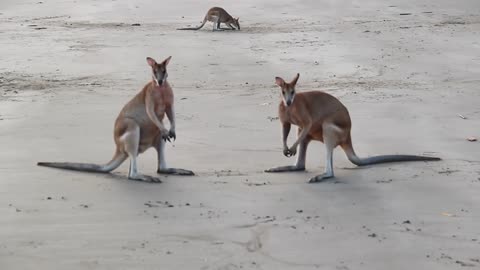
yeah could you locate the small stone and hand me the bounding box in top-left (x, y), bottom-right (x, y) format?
top-left (467, 137), bottom-right (477, 142)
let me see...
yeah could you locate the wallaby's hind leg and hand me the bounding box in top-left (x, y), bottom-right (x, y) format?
top-left (212, 17), bottom-right (223, 31)
top-left (308, 139), bottom-right (335, 183)
top-left (122, 121), bottom-right (162, 183)
top-left (265, 136), bottom-right (310, 173)
top-left (212, 17), bottom-right (218, 31)
top-left (309, 124), bottom-right (340, 183)
top-left (156, 139), bottom-right (194, 176)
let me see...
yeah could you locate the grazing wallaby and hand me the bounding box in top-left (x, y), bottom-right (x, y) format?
top-left (265, 73), bottom-right (440, 183)
top-left (177, 7), bottom-right (240, 31)
top-left (38, 56), bottom-right (194, 182)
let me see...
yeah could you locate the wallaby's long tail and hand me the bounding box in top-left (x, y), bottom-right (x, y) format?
top-left (37, 151), bottom-right (127, 173)
top-left (177, 16), bottom-right (207, 30)
top-left (341, 135), bottom-right (441, 166)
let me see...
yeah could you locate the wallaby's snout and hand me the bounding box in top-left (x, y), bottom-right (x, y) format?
top-left (234, 18), bottom-right (240, 30)
top-left (155, 70), bottom-right (167, 86)
top-left (284, 91), bottom-right (295, 106)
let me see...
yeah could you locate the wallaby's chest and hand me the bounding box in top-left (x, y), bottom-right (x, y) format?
top-left (280, 103), bottom-right (304, 127)
top-left (286, 111), bottom-right (303, 126)
top-left (151, 87), bottom-right (173, 115)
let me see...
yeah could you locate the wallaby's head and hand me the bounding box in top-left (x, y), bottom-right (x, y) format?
top-left (275, 73), bottom-right (299, 107)
top-left (146, 56), bottom-right (172, 86)
top-left (233, 17), bottom-right (240, 30)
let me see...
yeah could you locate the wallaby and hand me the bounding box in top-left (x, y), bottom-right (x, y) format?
top-left (177, 7), bottom-right (240, 31)
top-left (37, 56), bottom-right (194, 182)
top-left (265, 73), bottom-right (440, 183)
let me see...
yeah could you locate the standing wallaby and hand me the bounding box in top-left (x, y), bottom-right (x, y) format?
top-left (177, 7), bottom-right (240, 31)
top-left (265, 73), bottom-right (440, 183)
top-left (37, 56), bottom-right (194, 182)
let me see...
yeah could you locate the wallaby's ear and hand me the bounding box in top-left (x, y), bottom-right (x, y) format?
top-left (291, 73), bottom-right (300, 86)
top-left (236, 17), bottom-right (239, 21)
top-left (275, 77), bottom-right (285, 87)
top-left (146, 57), bottom-right (157, 67)
top-left (162, 56), bottom-right (172, 66)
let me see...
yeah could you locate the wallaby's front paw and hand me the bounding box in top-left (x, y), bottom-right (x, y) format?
top-left (162, 134), bottom-right (171, 142)
top-left (160, 129), bottom-right (171, 142)
top-left (283, 147), bottom-right (296, 157)
top-left (168, 129), bottom-right (176, 141)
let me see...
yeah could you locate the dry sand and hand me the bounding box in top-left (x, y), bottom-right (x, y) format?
top-left (1, 0), bottom-right (479, 269)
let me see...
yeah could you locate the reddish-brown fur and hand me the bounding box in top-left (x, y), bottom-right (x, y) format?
top-left (279, 91), bottom-right (352, 144)
top-left (38, 56), bottom-right (194, 182)
top-left (177, 7), bottom-right (240, 31)
top-left (266, 73), bottom-right (440, 182)
top-left (114, 80), bottom-right (174, 154)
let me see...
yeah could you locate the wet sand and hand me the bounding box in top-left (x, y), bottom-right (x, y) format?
top-left (1, 0), bottom-right (479, 269)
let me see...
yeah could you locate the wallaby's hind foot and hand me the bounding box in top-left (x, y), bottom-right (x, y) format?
top-left (128, 174), bottom-right (162, 183)
top-left (157, 168), bottom-right (194, 176)
top-left (265, 165), bottom-right (305, 173)
top-left (308, 173), bottom-right (334, 183)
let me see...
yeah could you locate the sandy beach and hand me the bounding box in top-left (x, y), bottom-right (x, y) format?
top-left (1, 0), bottom-right (479, 269)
